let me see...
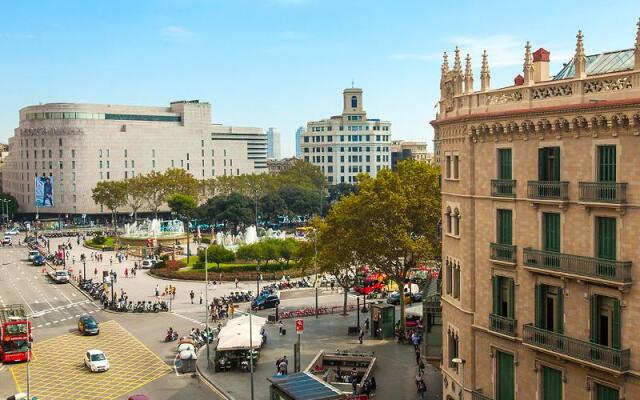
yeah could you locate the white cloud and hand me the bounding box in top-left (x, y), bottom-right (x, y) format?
top-left (160, 26), bottom-right (194, 41)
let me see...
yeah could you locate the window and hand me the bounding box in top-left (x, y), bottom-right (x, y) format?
top-left (58, 138), bottom-right (62, 146)
top-left (497, 209), bottom-right (512, 245)
top-left (351, 96), bottom-right (357, 108)
top-left (596, 217), bottom-right (616, 260)
top-left (541, 366), bottom-right (562, 400)
top-left (497, 148), bottom-right (512, 180)
top-left (447, 329), bottom-right (459, 368)
top-left (71, 149), bottom-right (75, 158)
top-left (598, 146), bottom-right (616, 182)
top-left (538, 147), bottom-right (560, 181)
top-left (445, 154), bottom-right (451, 178)
top-left (594, 383), bottom-right (619, 400)
top-left (452, 154), bottom-right (459, 179)
top-left (445, 261), bottom-right (453, 295)
top-left (124, 149), bottom-right (128, 158)
top-left (152, 160), bottom-right (155, 168)
top-left (543, 213), bottom-right (560, 252)
top-left (492, 275), bottom-right (515, 319)
top-left (590, 294), bottom-right (621, 349)
top-left (59, 149), bottom-right (63, 158)
top-left (304, 136), bottom-right (309, 143)
top-left (495, 351), bottom-right (515, 400)
top-left (535, 284), bottom-right (564, 333)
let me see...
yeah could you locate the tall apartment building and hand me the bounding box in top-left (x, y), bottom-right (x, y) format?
top-left (0, 143), bottom-right (8, 193)
top-left (295, 126), bottom-right (304, 158)
top-left (300, 88), bottom-right (391, 184)
top-left (4, 100), bottom-right (266, 215)
top-left (390, 140), bottom-right (432, 171)
top-left (432, 22), bottom-right (640, 400)
top-left (266, 127), bottom-right (281, 159)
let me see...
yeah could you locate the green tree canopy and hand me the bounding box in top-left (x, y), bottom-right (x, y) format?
top-left (91, 180), bottom-right (128, 230)
top-left (0, 193), bottom-right (19, 218)
top-left (198, 192), bottom-right (254, 231)
top-left (199, 244), bottom-right (235, 269)
top-left (124, 175), bottom-right (147, 220)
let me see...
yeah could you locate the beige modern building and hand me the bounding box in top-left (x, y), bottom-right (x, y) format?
top-left (3, 100), bottom-right (266, 215)
top-left (432, 21), bottom-right (640, 400)
top-left (300, 88), bottom-right (392, 184)
top-left (390, 140), bottom-right (433, 170)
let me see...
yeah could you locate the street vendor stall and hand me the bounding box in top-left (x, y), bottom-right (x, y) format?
top-left (214, 315), bottom-right (265, 372)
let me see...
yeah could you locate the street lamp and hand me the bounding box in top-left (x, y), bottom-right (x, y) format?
top-left (83, 260), bottom-right (87, 283)
top-left (452, 358), bottom-right (466, 400)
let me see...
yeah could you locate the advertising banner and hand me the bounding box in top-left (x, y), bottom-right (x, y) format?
top-left (35, 176), bottom-right (54, 208)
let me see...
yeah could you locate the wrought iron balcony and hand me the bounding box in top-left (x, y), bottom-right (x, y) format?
top-left (523, 248), bottom-right (632, 286)
top-left (527, 181), bottom-right (569, 201)
top-left (579, 182), bottom-right (627, 204)
top-left (491, 179), bottom-right (516, 197)
top-left (490, 243), bottom-right (517, 264)
top-left (523, 324), bottom-right (630, 372)
top-left (489, 314), bottom-right (517, 337)
top-left (472, 390), bottom-right (493, 400)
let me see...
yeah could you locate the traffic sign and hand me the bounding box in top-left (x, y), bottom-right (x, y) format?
top-left (295, 319), bottom-right (303, 334)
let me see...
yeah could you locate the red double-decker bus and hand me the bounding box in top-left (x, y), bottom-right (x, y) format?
top-left (354, 267), bottom-right (387, 296)
top-left (0, 304), bottom-right (33, 363)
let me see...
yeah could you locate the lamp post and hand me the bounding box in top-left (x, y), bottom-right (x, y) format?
top-left (83, 260), bottom-right (87, 283)
top-left (249, 294), bottom-right (255, 400)
top-left (452, 358), bottom-right (466, 400)
top-left (205, 244), bottom-right (210, 366)
top-left (314, 230), bottom-right (318, 318)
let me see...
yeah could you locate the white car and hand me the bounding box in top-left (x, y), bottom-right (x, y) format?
top-left (140, 258), bottom-right (156, 269)
top-left (84, 349), bottom-right (109, 372)
top-left (2, 236), bottom-right (12, 246)
top-left (50, 270), bottom-right (69, 284)
top-left (4, 228), bottom-right (19, 236)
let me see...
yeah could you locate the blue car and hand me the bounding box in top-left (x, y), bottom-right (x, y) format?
top-left (33, 255), bottom-right (46, 266)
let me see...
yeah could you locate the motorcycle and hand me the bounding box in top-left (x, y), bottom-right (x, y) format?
top-left (165, 331), bottom-right (179, 342)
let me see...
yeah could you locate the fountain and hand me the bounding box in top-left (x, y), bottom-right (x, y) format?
top-left (120, 218), bottom-right (188, 249)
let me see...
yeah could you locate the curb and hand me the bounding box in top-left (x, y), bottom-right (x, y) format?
top-left (195, 348), bottom-right (235, 400)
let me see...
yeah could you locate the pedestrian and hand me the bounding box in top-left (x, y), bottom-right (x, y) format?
top-left (199, 291), bottom-right (203, 305)
top-left (109, 257), bottom-right (113, 266)
top-left (190, 290), bottom-right (195, 304)
top-left (72, 256), bottom-right (76, 265)
top-left (412, 332), bottom-right (421, 352)
top-left (364, 318), bottom-right (370, 333)
top-left (279, 321), bottom-right (285, 335)
top-left (415, 350), bottom-right (421, 366)
top-left (358, 326), bottom-right (365, 344)
top-left (94, 267), bottom-right (98, 277)
top-left (234, 277), bottom-right (238, 288)
top-left (229, 303), bottom-right (235, 318)
top-left (134, 261), bottom-right (138, 269)
top-left (113, 271), bottom-right (117, 283)
top-left (419, 358), bottom-right (425, 374)
top-left (155, 284), bottom-right (160, 297)
top-left (417, 379), bottom-right (426, 399)
top-left (132, 268), bottom-right (136, 277)
top-left (124, 268), bottom-right (128, 278)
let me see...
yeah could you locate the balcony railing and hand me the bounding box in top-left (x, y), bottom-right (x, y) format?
top-left (491, 179), bottom-right (516, 197)
top-left (472, 390), bottom-right (493, 400)
top-left (489, 314), bottom-right (517, 336)
top-left (523, 248), bottom-right (632, 285)
top-left (490, 243), bottom-right (517, 264)
top-left (527, 181), bottom-right (569, 201)
top-left (523, 324), bottom-right (630, 372)
top-left (579, 182), bottom-right (627, 204)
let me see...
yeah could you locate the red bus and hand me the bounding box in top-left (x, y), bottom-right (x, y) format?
top-left (0, 304), bottom-right (33, 363)
top-left (354, 267), bottom-right (387, 296)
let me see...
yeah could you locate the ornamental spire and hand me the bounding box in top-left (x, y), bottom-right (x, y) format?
top-left (441, 52), bottom-right (450, 76)
top-left (635, 17), bottom-right (640, 69)
top-left (464, 53), bottom-right (474, 94)
top-left (453, 46), bottom-right (462, 73)
top-left (523, 41), bottom-right (534, 85)
top-left (480, 50), bottom-right (490, 92)
top-left (574, 30), bottom-right (587, 78)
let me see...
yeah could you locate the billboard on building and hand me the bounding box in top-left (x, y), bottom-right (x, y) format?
top-left (35, 176), bottom-right (54, 208)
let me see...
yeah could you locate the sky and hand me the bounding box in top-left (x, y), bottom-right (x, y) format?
top-left (1, 0), bottom-right (639, 157)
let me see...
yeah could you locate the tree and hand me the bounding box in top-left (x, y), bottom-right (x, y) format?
top-left (124, 175), bottom-right (147, 220)
top-left (0, 193), bottom-right (19, 221)
top-left (141, 171), bottom-right (166, 217)
top-left (164, 168), bottom-right (200, 199)
top-left (91, 180), bottom-right (127, 234)
top-left (278, 186), bottom-right (319, 217)
top-left (328, 183), bottom-right (358, 204)
top-left (200, 244), bottom-right (235, 270)
top-left (278, 238), bottom-right (299, 267)
top-left (276, 159), bottom-right (325, 191)
top-left (320, 161), bottom-right (441, 333)
top-left (259, 192), bottom-right (286, 223)
top-left (197, 192), bottom-right (254, 232)
top-left (236, 243), bottom-right (263, 267)
top-left (167, 193), bottom-right (197, 263)
top-left (257, 239), bottom-right (281, 266)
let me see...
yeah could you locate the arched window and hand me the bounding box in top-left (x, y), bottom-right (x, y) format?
top-left (453, 208), bottom-right (460, 236)
top-left (351, 96), bottom-right (358, 108)
top-left (446, 207), bottom-right (452, 234)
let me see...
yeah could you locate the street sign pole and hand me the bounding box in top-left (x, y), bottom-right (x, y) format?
top-left (295, 320), bottom-right (303, 372)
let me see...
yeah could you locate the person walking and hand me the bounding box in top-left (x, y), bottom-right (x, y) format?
top-left (234, 277), bottom-right (238, 288)
top-left (94, 267), bottom-right (98, 277)
top-left (358, 326), bottom-right (365, 344)
top-left (189, 290), bottom-right (195, 304)
top-left (124, 268), bottom-right (129, 278)
top-left (229, 303), bottom-right (235, 319)
top-left (199, 291), bottom-right (203, 305)
top-left (155, 284), bottom-right (160, 297)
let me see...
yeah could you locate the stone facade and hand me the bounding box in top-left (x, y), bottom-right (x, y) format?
top-left (4, 100), bottom-right (266, 215)
top-left (432, 21), bottom-right (640, 400)
top-left (300, 88), bottom-right (392, 185)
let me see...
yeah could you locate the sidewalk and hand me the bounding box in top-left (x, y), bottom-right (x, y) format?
top-left (196, 311), bottom-right (442, 400)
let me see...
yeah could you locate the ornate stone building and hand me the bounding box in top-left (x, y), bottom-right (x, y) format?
top-left (431, 20), bottom-right (640, 400)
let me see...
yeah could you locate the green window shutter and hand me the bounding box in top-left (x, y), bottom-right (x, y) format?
top-left (612, 298), bottom-right (621, 350)
top-left (597, 217), bottom-right (616, 260)
top-left (542, 366), bottom-right (563, 400)
top-left (538, 148), bottom-right (546, 180)
top-left (543, 213), bottom-right (560, 252)
top-left (492, 276), bottom-right (500, 315)
top-left (595, 383), bottom-right (619, 400)
top-left (497, 209), bottom-right (513, 245)
top-left (555, 287), bottom-right (564, 334)
top-left (535, 284), bottom-right (545, 328)
top-left (507, 278), bottom-right (515, 319)
top-left (590, 295), bottom-right (600, 343)
top-left (496, 351), bottom-right (515, 400)
top-left (552, 147), bottom-right (561, 181)
top-left (598, 146), bottom-right (616, 183)
top-left (498, 149), bottom-right (512, 180)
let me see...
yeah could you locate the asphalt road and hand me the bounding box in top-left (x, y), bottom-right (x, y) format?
top-left (0, 239), bottom-right (223, 400)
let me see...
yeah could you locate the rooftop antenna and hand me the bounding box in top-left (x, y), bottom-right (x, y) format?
top-left (351, 79), bottom-right (354, 88)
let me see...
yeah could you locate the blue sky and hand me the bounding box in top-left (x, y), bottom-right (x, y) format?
top-left (1, 1), bottom-right (638, 156)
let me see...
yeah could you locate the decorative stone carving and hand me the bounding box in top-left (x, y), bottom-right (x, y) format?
top-left (486, 90), bottom-right (523, 105)
top-left (532, 84), bottom-right (573, 99)
top-left (20, 127), bottom-right (84, 137)
top-left (584, 76), bottom-right (632, 93)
